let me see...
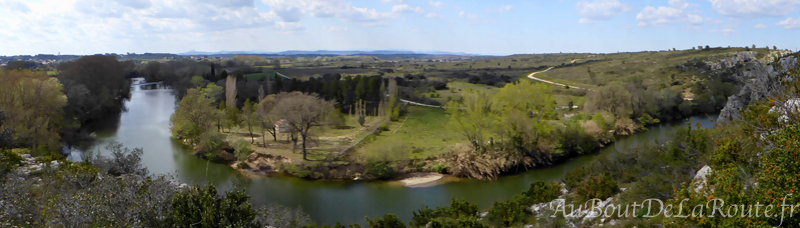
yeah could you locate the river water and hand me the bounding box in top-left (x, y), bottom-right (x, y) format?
top-left (75, 82), bottom-right (715, 225)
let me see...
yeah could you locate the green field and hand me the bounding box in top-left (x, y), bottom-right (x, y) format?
top-left (431, 81), bottom-right (500, 104)
top-left (354, 106), bottom-right (461, 160)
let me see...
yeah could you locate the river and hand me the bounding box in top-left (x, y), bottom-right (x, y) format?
top-left (73, 82), bottom-right (715, 225)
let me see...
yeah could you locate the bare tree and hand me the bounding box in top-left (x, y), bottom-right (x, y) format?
top-left (272, 92), bottom-right (335, 160)
top-left (257, 95), bottom-right (278, 145)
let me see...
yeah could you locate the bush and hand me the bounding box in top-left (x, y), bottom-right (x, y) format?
top-left (167, 184), bottom-right (259, 227)
top-left (410, 198), bottom-right (479, 227)
top-left (197, 131), bottom-right (226, 153)
top-left (366, 213), bottom-right (406, 228)
top-left (364, 160), bottom-right (399, 180)
top-left (433, 163), bottom-right (446, 174)
top-left (575, 173), bottom-right (619, 202)
top-left (233, 139), bottom-right (254, 161)
top-left (564, 167), bottom-right (587, 190)
top-left (486, 196), bottom-right (531, 227)
top-left (520, 182), bottom-right (561, 204)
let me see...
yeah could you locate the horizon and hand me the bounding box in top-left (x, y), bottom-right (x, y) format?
top-left (2, 0), bottom-right (800, 56)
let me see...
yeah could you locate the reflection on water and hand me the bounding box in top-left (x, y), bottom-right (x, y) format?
top-left (79, 79), bottom-right (715, 225)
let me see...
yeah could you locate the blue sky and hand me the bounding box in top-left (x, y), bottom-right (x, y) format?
top-left (1, 0), bottom-right (799, 56)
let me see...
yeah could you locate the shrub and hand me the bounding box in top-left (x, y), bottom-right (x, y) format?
top-left (233, 139), bottom-right (254, 161)
top-left (564, 167), bottom-right (587, 190)
top-left (433, 163), bottom-right (446, 174)
top-left (521, 182), bottom-right (561, 204)
top-left (364, 160), bottom-right (399, 180)
top-left (486, 196), bottom-right (531, 227)
top-left (366, 213), bottom-right (406, 228)
top-left (197, 131), bottom-right (226, 153)
top-left (575, 173), bottom-right (619, 202)
top-left (166, 184), bottom-right (259, 227)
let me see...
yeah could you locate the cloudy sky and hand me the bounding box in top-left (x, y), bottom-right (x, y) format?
top-left (1, 0), bottom-right (799, 56)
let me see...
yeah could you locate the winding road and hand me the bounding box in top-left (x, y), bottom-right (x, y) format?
top-left (526, 67), bottom-right (593, 91)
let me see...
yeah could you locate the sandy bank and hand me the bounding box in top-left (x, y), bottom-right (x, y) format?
top-left (399, 173), bottom-right (444, 187)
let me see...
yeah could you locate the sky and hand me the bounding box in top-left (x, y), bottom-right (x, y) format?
top-left (1, 0), bottom-right (800, 56)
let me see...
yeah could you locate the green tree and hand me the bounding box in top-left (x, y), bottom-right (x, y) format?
top-left (493, 80), bottom-right (556, 153)
top-left (257, 95), bottom-right (278, 144)
top-left (445, 90), bottom-right (494, 151)
top-left (170, 88), bottom-right (218, 143)
top-left (0, 70), bottom-right (67, 148)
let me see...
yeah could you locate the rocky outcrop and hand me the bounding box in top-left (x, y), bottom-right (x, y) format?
top-left (692, 165), bottom-right (713, 193)
top-left (718, 54), bottom-right (799, 122)
top-left (242, 153), bottom-right (292, 175)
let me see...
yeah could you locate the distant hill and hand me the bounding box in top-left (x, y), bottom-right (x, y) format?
top-left (178, 49), bottom-right (481, 56)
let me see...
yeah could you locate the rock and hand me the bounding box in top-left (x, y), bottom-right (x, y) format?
top-left (609, 220), bottom-right (618, 226)
top-left (50, 160), bottom-right (60, 169)
top-left (692, 165), bottom-right (713, 193)
top-left (20, 154), bottom-right (31, 159)
top-left (523, 225), bottom-right (534, 228)
top-left (479, 212), bottom-right (488, 218)
top-left (719, 55), bottom-right (799, 122)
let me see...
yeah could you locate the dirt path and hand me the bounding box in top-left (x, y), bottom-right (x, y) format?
top-left (526, 67), bottom-right (594, 91)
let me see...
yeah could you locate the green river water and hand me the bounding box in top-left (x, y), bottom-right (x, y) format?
top-left (73, 83), bottom-right (714, 225)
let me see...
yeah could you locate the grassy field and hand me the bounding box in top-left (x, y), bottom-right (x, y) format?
top-left (431, 81), bottom-right (500, 104)
top-left (539, 48), bottom-right (773, 89)
top-left (354, 106), bottom-right (462, 160)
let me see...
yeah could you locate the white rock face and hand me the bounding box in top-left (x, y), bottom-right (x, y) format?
top-left (692, 165), bottom-right (713, 193)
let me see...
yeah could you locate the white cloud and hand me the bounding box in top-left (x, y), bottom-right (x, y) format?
top-left (709, 28), bottom-right (737, 35)
top-left (327, 26), bottom-right (348, 31)
top-left (459, 11), bottom-right (478, 19)
top-left (636, 1), bottom-right (702, 27)
top-left (261, 0), bottom-right (396, 26)
top-left (381, 0), bottom-right (404, 2)
top-left (576, 0), bottom-right (631, 23)
top-left (392, 4), bottom-right (424, 14)
top-left (755, 23), bottom-right (767, 29)
top-left (777, 17), bottom-right (800, 29)
top-left (709, 0), bottom-right (800, 19)
top-left (426, 12), bottom-right (443, 18)
top-left (0, 0), bottom-right (32, 13)
top-left (0, 0), bottom-right (278, 55)
top-left (487, 5), bottom-right (514, 13)
top-left (429, 1), bottom-right (443, 8)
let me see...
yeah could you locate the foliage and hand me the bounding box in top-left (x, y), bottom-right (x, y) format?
top-left (445, 90), bottom-right (494, 151)
top-left (0, 70), bottom-right (67, 148)
top-left (556, 119), bottom-right (596, 156)
top-left (365, 213), bottom-right (406, 228)
top-left (575, 172), bottom-right (619, 202)
top-left (272, 92), bottom-right (336, 160)
top-left (410, 198), bottom-right (479, 227)
top-left (59, 55), bottom-right (130, 124)
top-left (197, 131), bottom-right (226, 153)
top-left (233, 138), bottom-right (254, 161)
top-left (166, 184), bottom-right (259, 227)
top-left (519, 181), bottom-right (561, 205)
top-left (486, 195), bottom-right (531, 227)
top-left (171, 88), bottom-right (219, 143)
top-left (83, 141), bottom-right (148, 177)
top-left (364, 159), bottom-right (399, 180)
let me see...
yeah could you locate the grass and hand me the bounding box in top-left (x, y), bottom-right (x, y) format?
top-left (354, 106), bottom-right (462, 160)
top-left (432, 81), bottom-right (500, 104)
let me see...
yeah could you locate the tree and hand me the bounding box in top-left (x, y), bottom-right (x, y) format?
top-left (0, 70), bottom-right (67, 148)
top-left (446, 90), bottom-right (494, 151)
top-left (271, 58), bottom-right (281, 70)
top-left (170, 88), bottom-right (218, 143)
top-left (226, 75), bottom-right (237, 109)
top-left (586, 83), bottom-right (632, 118)
top-left (272, 92), bottom-right (335, 160)
top-left (241, 99), bottom-right (257, 143)
top-left (60, 55), bottom-right (129, 123)
top-left (257, 95), bottom-right (278, 144)
top-left (493, 80), bottom-right (556, 154)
